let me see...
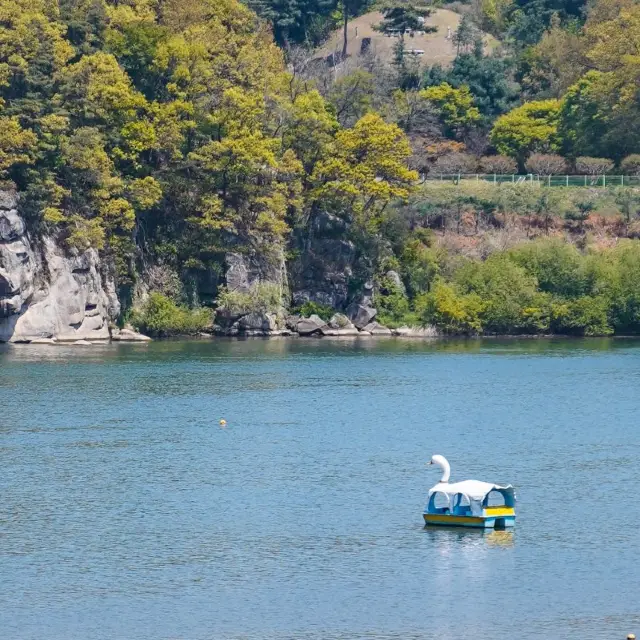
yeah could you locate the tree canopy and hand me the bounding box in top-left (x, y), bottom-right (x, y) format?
top-left (0, 0), bottom-right (417, 283)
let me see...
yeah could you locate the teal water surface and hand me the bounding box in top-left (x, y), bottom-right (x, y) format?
top-left (1, 337), bottom-right (639, 639)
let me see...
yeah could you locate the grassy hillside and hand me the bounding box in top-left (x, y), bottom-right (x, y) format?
top-left (317, 9), bottom-right (499, 67)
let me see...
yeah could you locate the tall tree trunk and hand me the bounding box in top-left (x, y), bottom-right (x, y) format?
top-left (342, 0), bottom-right (348, 59)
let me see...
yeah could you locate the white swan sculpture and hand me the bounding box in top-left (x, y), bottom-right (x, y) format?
top-left (423, 455), bottom-right (516, 528)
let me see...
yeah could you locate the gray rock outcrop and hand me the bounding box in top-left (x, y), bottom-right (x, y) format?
top-left (362, 321), bottom-right (392, 336)
top-left (213, 248), bottom-right (288, 336)
top-left (320, 326), bottom-right (360, 336)
top-left (346, 302), bottom-right (377, 330)
top-left (295, 314), bottom-right (327, 336)
top-left (225, 250), bottom-right (287, 295)
top-left (285, 315), bottom-right (301, 331)
top-left (111, 328), bottom-right (152, 342)
top-left (321, 312), bottom-right (359, 336)
top-left (289, 212), bottom-right (358, 309)
top-left (213, 311), bottom-right (288, 336)
top-left (328, 313), bottom-right (352, 329)
top-left (236, 312), bottom-right (277, 332)
top-left (0, 195), bottom-right (119, 343)
top-left (393, 325), bottom-right (438, 338)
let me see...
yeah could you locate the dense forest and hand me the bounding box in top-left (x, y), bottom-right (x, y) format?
top-left (1, 0), bottom-right (640, 336)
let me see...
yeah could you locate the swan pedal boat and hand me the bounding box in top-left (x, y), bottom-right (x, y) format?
top-left (424, 455), bottom-right (516, 529)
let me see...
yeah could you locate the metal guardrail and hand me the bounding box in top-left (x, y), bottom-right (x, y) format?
top-left (423, 174), bottom-right (640, 187)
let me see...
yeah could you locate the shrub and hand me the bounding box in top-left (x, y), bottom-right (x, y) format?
top-left (525, 153), bottom-right (567, 175)
top-left (620, 155), bottom-right (640, 176)
top-left (375, 272), bottom-right (411, 327)
top-left (396, 236), bottom-right (640, 336)
top-left (574, 157), bottom-right (614, 175)
top-left (565, 198), bottom-right (596, 222)
top-left (131, 293), bottom-right (211, 337)
top-left (598, 241), bottom-right (640, 333)
top-left (400, 235), bottom-right (441, 296)
top-left (431, 152), bottom-right (478, 175)
top-left (454, 254), bottom-right (546, 334)
top-left (551, 296), bottom-right (613, 336)
top-left (292, 301), bottom-right (334, 321)
top-left (215, 282), bottom-right (283, 315)
top-left (507, 239), bottom-right (588, 298)
top-left (612, 187), bottom-right (640, 223)
top-left (416, 280), bottom-right (484, 334)
top-left (490, 99), bottom-right (562, 166)
top-left (479, 155), bottom-right (517, 174)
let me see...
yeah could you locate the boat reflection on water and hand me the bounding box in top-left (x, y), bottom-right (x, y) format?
top-left (420, 526), bottom-right (515, 613)
top-left (423, 526), bottom-right (515, 551)
top-left (485, 530), bottom-right (515, 547)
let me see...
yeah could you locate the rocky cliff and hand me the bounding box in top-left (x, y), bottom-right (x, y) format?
top-left (0, 193), bottom-right (436, 342)
top-left (0, 193), bottom-right (119, 343)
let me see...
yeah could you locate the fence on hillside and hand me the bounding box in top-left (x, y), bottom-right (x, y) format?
top-left (422, 174), bottom-right (640, 187)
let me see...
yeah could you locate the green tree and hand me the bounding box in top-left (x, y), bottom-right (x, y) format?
top-left (490, 99), bottom-right (561, 169)
top-left (554, 4), bottom-right (640, 160)
top-left (246, 0), bottom-right (337, 47)
top-left (506, 0), bottom-right (587, 47)
top-left (374, 2), bottom-right (437, 39)
top-left (328, 69), bottom-right (375, 127)
top-left (0, 117), bottom-right (37, 177)
top-left (60, 0), bottom-right (109, 54)
top-left (452, 15), bottom-right (480, 56)
top-left (557, 72), bottom-right (612, 159)
top-left (311, 112), bottom-right (417, 230)
top-left (455, 253), bottom-right (546, 334)
top-left (507, 238), bottom-right (587, 297)
top-left (282, 90), bottom-right (338, 175)
top-left (189, 89), bottom-right (303, 244)
top-left (419, 83), bottom-right (481, 138)
top-left (417, 279), bottom-right (484, 334)
top-left (424, 52), bottom-right (520, 122)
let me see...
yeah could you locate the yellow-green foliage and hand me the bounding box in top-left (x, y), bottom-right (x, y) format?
top-left (490, 100), bottom-right (562, 164)
top-left (131, 292), bottom-right (211, 336)
top-left (0, 0), bottom-right (415, 285)
top-left (0, 117), bottom-right (37, 171)
top-left (512, 1), bottom-right (640, 162)
top-left (414, 238), bottom-right (640, 337)
top-left (479, 0), bottom-right (513, 33)
top-left (311, 113), bottom-right (417, 230)
top-left (419, 83), bottom-right (481, 134)
top-left (416, 281), bottom-right (484, 335)
top-left (215, 282), bottom-right (283, 315)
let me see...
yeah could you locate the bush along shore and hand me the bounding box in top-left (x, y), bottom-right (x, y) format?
top-left (128, 235), bottom-right (640, 340)
top-left (130, 292), bottom-right (438, 340)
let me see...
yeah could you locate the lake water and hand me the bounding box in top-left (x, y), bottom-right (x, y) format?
top-left (1, 337), bottom-right (639, 640)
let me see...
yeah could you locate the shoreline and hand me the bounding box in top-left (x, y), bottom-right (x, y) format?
top-left (3, 332), bottom-right (639, 346)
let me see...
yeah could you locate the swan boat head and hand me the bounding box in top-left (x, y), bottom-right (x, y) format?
top-left (429, 454), bottom-right (451, 483)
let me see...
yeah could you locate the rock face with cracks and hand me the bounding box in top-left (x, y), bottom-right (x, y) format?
top-left (0, 193), bottom-right (119, 343)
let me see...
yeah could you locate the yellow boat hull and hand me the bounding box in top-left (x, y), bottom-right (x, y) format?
top-left (424, 508), bottom-right (515, 529)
